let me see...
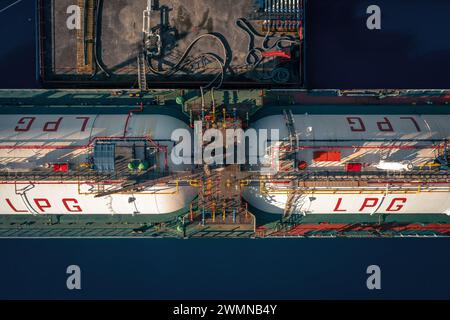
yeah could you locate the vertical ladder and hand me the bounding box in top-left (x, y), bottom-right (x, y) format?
top-left (137, 53), bottom-right (147, 91)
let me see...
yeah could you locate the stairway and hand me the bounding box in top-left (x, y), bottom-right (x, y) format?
top-left (283, 186), bottom-right (305, 218)
top-left (277, 109), bottom-right (298, 172)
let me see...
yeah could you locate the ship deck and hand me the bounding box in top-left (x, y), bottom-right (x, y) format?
top-left (1, 212), bottom-right (450, 238)
top-left (1, 88), bottom-right (450, 111)
top-left (40, 0), bottom-right (303, 88)
top-left (1, 89), bottom-right (450, 238)
top-left (34, 0), bottom-right (450, 90)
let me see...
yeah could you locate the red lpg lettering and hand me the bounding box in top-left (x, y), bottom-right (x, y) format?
top-left (62, 198), bottom-right (82, 212)
top-left (400, 117), bottom-right (421, 132)
top-left (376, 117), bottom-right (394, 132)
top-left (386, 198), bottom-right (407, 212)
top-left (359, 198), bottom-right (379, 211)
top-left (5, 199), bottom-right (28, 212)
top-left (333, 198), bottom-right (347, 212)
top-left (34, 198), bottom-right (51, 212)
top-left (76, 117), bottom-right (90, 132)
top-left (346, 117), bottom-right (366, 132)
top-left (14, 117), bottom-right (36, 132)
top-left (43, 117), bottom-right (63, 132)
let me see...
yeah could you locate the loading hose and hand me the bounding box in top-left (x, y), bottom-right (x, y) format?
top-left (92, 0), bottom-right (111, 78)
top-left (147, 33), bottom-right (229, 89)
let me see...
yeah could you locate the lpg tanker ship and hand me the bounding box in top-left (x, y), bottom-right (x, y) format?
top-left (1, 0), bottom-right (449, 238)
top-left (0, 89), bottom-right (449, 238)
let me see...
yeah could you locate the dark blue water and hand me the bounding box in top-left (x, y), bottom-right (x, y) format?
top-left (0, 0), bottom-right (38, 88)
top-left (0, 0), bottom-right (450, 300)
top-left (1, 239), bottom-right (450, 300)
top-left (306, 0), bottom-right (450, 88)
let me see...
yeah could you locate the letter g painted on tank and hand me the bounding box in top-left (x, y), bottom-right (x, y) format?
top-left (66, 265), bottom-right (81, 290)
top-left (366, 265), bottom-right (381, 290)
top-left (66, 5), bottom-right (81, 30)
top-left (14, 117), bottom-right (36, 132)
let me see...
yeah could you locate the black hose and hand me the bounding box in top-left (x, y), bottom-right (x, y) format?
top-left (92, 0), bottom-right (111, 78)
top-left (147, 33), bottom-right (228, 89)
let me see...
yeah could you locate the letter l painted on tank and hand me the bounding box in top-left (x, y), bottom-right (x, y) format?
top-left (333, 198), bottom-right (347, 212)
top-left (5, 199), bottom-right (28, 212)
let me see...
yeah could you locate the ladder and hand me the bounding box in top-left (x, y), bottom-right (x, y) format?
top-left (137, 53), bottom-right (148, 91)
top-left (283, 187), bottom-right (305, 218)
top-left (436, 141), bottom-right (450, 169)
top-left (279, 109), bottom-right (297, 171)
top-left (283, 109), bottom-right (297, 148)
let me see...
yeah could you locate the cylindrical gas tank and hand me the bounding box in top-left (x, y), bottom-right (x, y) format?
top-left (0, 113), bottom-right (198, 215)
top-left (250, 113), bottom-right (450, 170)
top-left (0, 114), bottom-right (192, 172)
top-left (242, 184), bottom-right (450, 215)
top-left (0, 183), bottom-right (197, 215)
top-left (243, 112), bottom-right (450, 215)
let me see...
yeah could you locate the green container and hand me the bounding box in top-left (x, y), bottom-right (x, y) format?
top-left (127, 162), bottom-right (136, 170)
top-left (175, 96), bottom-right (185, 106)
top-left (138, 160), bottom-right (149, 171)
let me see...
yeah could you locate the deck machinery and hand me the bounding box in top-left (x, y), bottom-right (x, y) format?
top-left (0, 89), bottom-right (450, 238)
top-left (39, 0), bottom-right (304, 88)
